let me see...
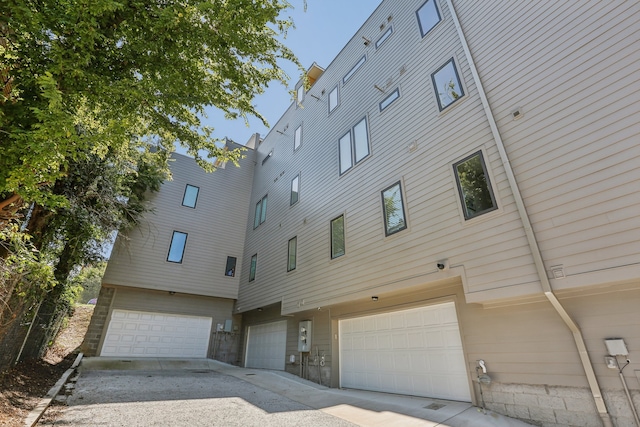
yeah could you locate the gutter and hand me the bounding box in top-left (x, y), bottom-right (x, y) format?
top-left (444, 1), bottom-right (613, 425)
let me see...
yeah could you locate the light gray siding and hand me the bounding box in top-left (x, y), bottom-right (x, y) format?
top-left (104, 146), bottom-right (255, 299)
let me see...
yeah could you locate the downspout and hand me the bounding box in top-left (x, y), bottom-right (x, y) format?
top-left (444, 1), bottom-right (613, 425)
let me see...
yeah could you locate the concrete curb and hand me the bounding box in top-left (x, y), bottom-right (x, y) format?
top-left (23, 352), bottom-right (83, 427)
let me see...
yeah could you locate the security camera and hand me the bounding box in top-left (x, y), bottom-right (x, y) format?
top-left (437, 263), bottom-right (445, 270)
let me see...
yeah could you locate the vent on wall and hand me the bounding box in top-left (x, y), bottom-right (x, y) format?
top-left (511, 107), bottom-right (524, 120)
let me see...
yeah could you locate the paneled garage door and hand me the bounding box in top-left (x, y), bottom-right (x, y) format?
top-left (339, 302), bottom-right (470, 401)
top-left (101, 309), bottom-right (212, 358)
top-left (245, 320), bottom-right (287, 370)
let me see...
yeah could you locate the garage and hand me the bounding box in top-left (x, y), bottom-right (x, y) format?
top-left (339, 302), bottom-right (470, 401)
top-left (245, 320), bottom-right (287, 370)
top-left (100, 309), bottom-right (212, 358)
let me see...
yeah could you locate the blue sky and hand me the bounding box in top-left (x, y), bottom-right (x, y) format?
top-left (200, 0), bottom-right (383, 146)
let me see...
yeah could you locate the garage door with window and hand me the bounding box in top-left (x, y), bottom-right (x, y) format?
top-left (101, 309), bottom-right (212, 358)
top-left (245, 320), bottom-right (287, 370)
top-left (339, 302), bottom-right (470, 401)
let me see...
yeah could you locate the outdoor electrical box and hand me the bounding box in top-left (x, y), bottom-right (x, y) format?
top-left (298, 320), bottom-right (312, 352)
top-left (223, 319), bottom-right (233, 333)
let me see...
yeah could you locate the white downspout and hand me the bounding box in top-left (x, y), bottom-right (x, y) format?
top-left (444, 1), bottom-right (613, 425)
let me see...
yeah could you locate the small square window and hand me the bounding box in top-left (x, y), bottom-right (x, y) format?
top-left (329, 86), bottom-right (339, 113)
top-left (376, 26), bottom-right (393, 49)
top-left (225, 256), bottom-right (237, 277)
top-left (182, 184), bottom-right (199, 208)
top-left (249, 254), bottom-right (258, 281)
top-left (167, 231), bottom-right (188, 263)
top-left (343, 55), bottom-right (366, 84)
top-left (254, 195), bottom-right (268, 229)
top-left (339, 117), bottom-right (370, 175)
top-left (379, 88), bottom-right (400, 112)
top-left (287, 237), bottom-right (297, 272)
top-left (290, 175), bottom-right (300, 206)
top-left (416, 0), bottom-right (441, 38)
top-left (381, 182), bottom-right (407, 236)
top-left (453, 151), bottom-right (497, 220)
top-left (432, 58), bottom-right (464, 111)
top-left (331, 215), bottom-right (345, 259)
top-left (294, 125), bottom-right (302, 150)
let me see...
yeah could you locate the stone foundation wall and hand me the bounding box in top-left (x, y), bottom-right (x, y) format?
top-left (481, 381), bottom-right (640, 427)
top-left (80, 286), bottom-right (115, 356)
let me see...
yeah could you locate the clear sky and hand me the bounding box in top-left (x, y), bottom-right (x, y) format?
top-left (201, 0), bottom-right (383, 146)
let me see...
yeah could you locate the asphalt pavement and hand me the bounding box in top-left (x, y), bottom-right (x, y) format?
top-left (37, 358), bottom-right (534, 427)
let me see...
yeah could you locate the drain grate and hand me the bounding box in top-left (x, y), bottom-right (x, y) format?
top-left (425, 403), bottom-right (446, 410)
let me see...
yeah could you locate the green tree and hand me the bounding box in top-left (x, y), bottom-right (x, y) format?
top-left (72, 262), bottom-right (107, 303)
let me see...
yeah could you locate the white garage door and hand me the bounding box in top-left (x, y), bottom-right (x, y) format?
top-left (245, 320), bottom-right (287, 370)
top-left (101, 309), bottom-right (212, 358)
top-left (340, 302), bottom-right (470, 401)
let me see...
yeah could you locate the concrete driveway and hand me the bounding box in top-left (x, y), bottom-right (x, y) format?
top-left (38, 358), bottom-right (534, 427)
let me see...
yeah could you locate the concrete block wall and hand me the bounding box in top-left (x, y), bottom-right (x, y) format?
top-left (482, 382), bottom-right (640, 427)
top-left (81, 286), bottom-right (115, 356)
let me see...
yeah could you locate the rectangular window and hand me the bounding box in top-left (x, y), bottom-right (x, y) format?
top-left (343, 55), bottom-right (366, 84)
top-left (339, 117), bottom-right (370, 175)
top-left (294, 125), bottom-right (302, 150)
top-left (416, 0), bottom-right (441, 38)
top-left (379, 88), bottom-right (400, 112)
top-left (381, 182), bottom-right (407, 236)
top-left (287, 237), bottom-right (297, 272)
top-left (261, 150), bottom-right (273, 165)
top-left (225, 256), bottom-right (237, 277)
top-left (454, 151), bottom-right (497, 220)
top-left (329, 86), bottom-right (339, 113)
top-left (249, 254), bottom-right (257, 281)
top-left (182, 184), bottom-right (199, 208)
top-left (167, 231), bottom-right (188, 263)
top-left (331, 215), bottom-right (345, 259)
top-left (376, 26), bottom-right (393, 49)
top-left (296, 85), bottom-right (304, 104)
top-left (254, 195), bottom-right (268, 229)
top-left (432, 58), bottom-right (464, 111)
top-left (290, 175), bottom-right (300, 206)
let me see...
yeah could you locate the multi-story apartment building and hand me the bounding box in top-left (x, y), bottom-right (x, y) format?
top-left (83, 1), bottom-right (640, 425)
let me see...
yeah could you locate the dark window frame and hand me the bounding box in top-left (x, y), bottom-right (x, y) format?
top-left (167, 231), bottom-right (188, 263)
top-left (294, 125), bottom-right (302, 151)
top-left (381, 181), bottom-right (408, 236)
top-left (379, 88), bottom-right (400, 112)
top-left (181, 184), bottom-right (200, 208)
top-left (287, 236), bottom-right (297, 272)
top-left (431, 57), bottom-right (465, 111)
top-left (225, 256), bottom-right (237, 277)
top-left (290, 174), bottom-right (300, 206)
top-left (330, 215), bottom-right (346, 259)
top-left (249, 254), bottom-right (258, 282)
top-left (375, 25), bottom-right (393, 49)
top-left (343, 55), bottom-right (367, 85)
top-left (338, 116), bottom-right (370, 175)
top-left (416, 0), bottom-right (442, 38)
top-left (328, 85), bottom-right (339, 114)
top-left (254, 194), bottom-right (268, 229)
top-left (453, 151), bottom-right (498, 220)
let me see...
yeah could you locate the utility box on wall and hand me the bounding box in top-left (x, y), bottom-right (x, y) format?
top-left (298, 320), bottom-right (312, 352)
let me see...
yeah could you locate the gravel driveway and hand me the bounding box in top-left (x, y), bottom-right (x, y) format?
top-left (38, 369), bottom-right (357, 427)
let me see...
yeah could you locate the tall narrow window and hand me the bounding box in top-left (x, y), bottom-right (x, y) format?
top-left (167, 231), bottom-right (188, 263)
top-left (290, 175), bottom-right (300, 206)
top-left (432, 58), bottom-right (464, 111)
top-left (249, 254), bottom-right (258, 281)
top-left (381, 182), bottom-right (407, 236)
top-left (296, 85), bottom-right (304, 105)
top-left (225, 256), bottom-right (237, 277)
top-left (182, 185), bottom-right (199, 208)
top-left (331, 215), bottom-right (345, 259)
top-left (416, 0), bottom-right (441, 37)
top-left (453, 151), bottom-right (497, 220)
top-left (329, 86), bottom-right (339, 113)
top-left (339, 117), bottom-right (370, 175)
top-left (254, 195), bottom-right (268, 229)
top-left (294, 125), bottom-right (302, 150)
top-left (287, 237), bottom-right (297, 272)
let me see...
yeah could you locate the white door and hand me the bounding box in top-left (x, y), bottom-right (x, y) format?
top-left (245, 320), bottom-right (287, 370)
top-left (101, 309), bottom-right (212, 358)
top-left (339, 302), bottom-right (470, 401)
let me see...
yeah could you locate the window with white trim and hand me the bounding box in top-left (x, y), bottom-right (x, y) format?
top-left (339, 117), bottom-right (370, 175)
top-left (287, 237), bottom-right (297, 272)
top-left (290, 175), bottom-right (300, 206)
top-left (343, 55), bottom-right (366, 84)
top-left (381, 181), bottom-right (407, 236)
top-left (453, 151), bottom-right (497, 220)
top-left (294, 125), bottom-right (302, 150)
top-left (167, 231), bottom-right (188, 263)
top-left (379, 88), bottom-right (400, 112)
top-left (331, 215), bottom-right (345, 259)
top-left (416, 0), bottom-right (441, 38)
top-left (182, 184), bottom-right (199, 208)
top-left (376, 26), bottom-right (393, 49)
top-left (432, 58), bottom-right (464, 111)
top-left (253, 195), bottom-right (268, 229)
top-left (329, 86), bottom-right (339, 113)
top-left (249, 254), bottom-right (257, 281)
